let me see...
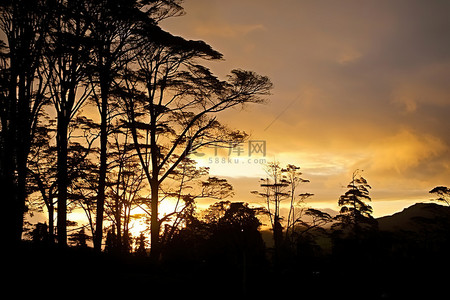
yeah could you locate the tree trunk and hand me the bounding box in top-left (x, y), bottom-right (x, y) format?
top-left (149, 178), bottom-right (160, 260)
top-left (94, 78), bottom-right (109, 252)
top-left (149, 106), bottom-right (161, 260)
top-left (2, 65), bottom-right (22, 246)
top-left (56, 114), bottom-right (69, 247)
top-left (48, 197), bottom-right (54, 243)
top-left (15, 151), bottom-right (28, 241)
top-left (16, 77), bottom-right (32, 243)
top-left (2, 161), bottom-right (22, 245)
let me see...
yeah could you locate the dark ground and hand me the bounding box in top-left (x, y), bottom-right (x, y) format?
top-left (5, 203), bottom-right (450, 299)
top-left (4, 240), bottom-right (449, 299)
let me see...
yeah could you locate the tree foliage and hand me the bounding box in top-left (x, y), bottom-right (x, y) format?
top-left (252, 162), bottom-right (312, 257)
top-left (0, 0), bottom-right (272, 252)
top-left (335, 169), bottom-right (377, 236)
top-left (429, 186), bottom-right (450, 206)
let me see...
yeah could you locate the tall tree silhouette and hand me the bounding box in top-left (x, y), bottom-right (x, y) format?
top-left (0, 0), bottom-right (52, 244)
top-left (335, 169), bottom-right (376, 234)
top-left (281, 164), bottom-right (312, 242)
top-left (66, 121), bottom-right (99, 239)
top-left (27, 120), bottom-right (57, 242)
top-left (87, 0), bottom-right (133, 252)
top-left (118, 24), bottom-right (272, 258)
top-left (252, 162), bottom-right (289, 257)
top-left (252, 163), bottom-right (312, 259)
top-left (104, 124), bottom-right (146, 253)
top-left (44, 0), bottom-right (93, 246)
top-left (86, 0), bottom-right (183, 251)
top-left (27, 115), bottom-right (97, 242)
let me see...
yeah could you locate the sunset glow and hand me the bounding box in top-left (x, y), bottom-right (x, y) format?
top-left (161, 0), bottom-right (450, 217)
top-left (4, 1), bottom-right (450, 297)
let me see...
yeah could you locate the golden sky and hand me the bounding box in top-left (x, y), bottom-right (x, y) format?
top-left (161, 0), bottom-right (450, 217)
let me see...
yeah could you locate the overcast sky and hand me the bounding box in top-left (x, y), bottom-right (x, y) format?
top-left (161, 0), bottom-right (450, 216)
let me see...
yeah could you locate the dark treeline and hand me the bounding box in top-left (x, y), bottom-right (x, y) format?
top-left (0, 0), bottom-right (271, 253)
top-left (11, 171), bottom-right (450, 298)
top-left (2, 1), bottom-right (450, 298)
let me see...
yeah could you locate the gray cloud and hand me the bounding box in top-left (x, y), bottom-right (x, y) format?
top-left (161, 0), bottom-right (450, 216)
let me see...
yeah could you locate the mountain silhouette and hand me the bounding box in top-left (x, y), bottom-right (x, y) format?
top-left (378, 202), bottom-right (450, 232)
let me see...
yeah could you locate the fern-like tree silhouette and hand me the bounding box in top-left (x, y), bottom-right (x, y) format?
top-left (335, 169), bottom-right (377, 235)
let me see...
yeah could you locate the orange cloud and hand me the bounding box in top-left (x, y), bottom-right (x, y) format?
top-left (359, 129), bottom-right (447, 177)
top-left (161, 0), bottom-right (450, 216)
top-left (195, 23), bottom-right (265, 38)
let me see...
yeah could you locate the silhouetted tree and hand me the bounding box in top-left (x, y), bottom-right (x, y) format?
top-left (86, 0), bottom-right (183, 252)
top-left (299, 208), bottom-right (334, 233)
top-left (27, 115), bottom-right (98, 242)
top-left (119, 25), bottom-right (272, 259)
top-left (27, 121), bottom-right (57, 242)
top-left (104, 124), bottom-right (146, 253)
top-left (160, 158), bottom-right (234, 247)
top-left (67, 140), bottom-right (99, 238)
top-left (209, 202), bottom-right (266, 292)
top-left (28, 115), bottom-right (97, 244)
top-left (429, 186), bottom-right (450, 206)
top-left (252, 162), bottom-right (289, 256)
top-left (0, 0), bottom-right (52, 245)
top-left (281, 164), bottom-right (313, 244)
top-left (157, 157), bottom-right (209, 245)
top-left (333, 170), bottom-right (378, 260)
top-left (104, 227), bottom-right (117, 253)
top-left (164, 200), bottom-right (266, 290)
top-left (44, 0), bottom-right (93, 246)
top-left (68, 228), bottom-right (89, 248)
top-left (32, 222), bottom-right (49, 245)
top-left (1, 1), bottom-right (272, 258)
top-left (162, 210), bottom-right (211, 263)
top-left (104, 225), bottom-right (131, 254)
top-left (87, 0), bottom-right (136, 252)
top-left (335, 169), bottom-right (376, 233)
top-left (135, 232), bottom-right (147, 256)
top-left (252, 162), bottom-right (311, 258)
top-left (295, 208), bottom-right (333, 256)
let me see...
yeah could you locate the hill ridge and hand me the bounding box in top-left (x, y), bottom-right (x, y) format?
top-left (377, 202), bottom-right (450, 232)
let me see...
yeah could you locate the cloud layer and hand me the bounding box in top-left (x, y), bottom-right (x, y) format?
top-left (162, 0), bottom-right (450, 216)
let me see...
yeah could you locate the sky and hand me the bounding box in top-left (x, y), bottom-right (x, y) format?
top-left (160, 0), bottom-right (450, 217)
